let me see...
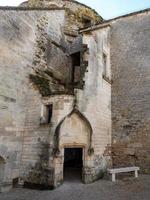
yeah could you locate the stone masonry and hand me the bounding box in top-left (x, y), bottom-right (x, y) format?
top-left (0, 0), bottom-right (149, 193)
top-left (110, 11), bottom-right (150, 173)
top-left (81, 9), bottom-right (150, 174)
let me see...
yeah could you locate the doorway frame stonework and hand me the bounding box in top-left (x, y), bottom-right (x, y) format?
top-left (53, 109), bottom-right (95, 187)
top-left (53, 109), bottom-right (93, 155)
top-left (53, 108), bottom-right (94, 187)
top-left (53, 144), bottom-right (94, 187)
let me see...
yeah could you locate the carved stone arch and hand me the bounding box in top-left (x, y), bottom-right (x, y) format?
top-left (53, 108), bottom-right (93, 156)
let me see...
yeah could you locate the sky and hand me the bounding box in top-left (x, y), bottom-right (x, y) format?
top-left (0, 0), bottom-right (149, 19)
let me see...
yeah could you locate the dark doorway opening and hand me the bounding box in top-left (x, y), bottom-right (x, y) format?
top-left (71, 52), bottom-right (81, 84)
top-left (64, 148), bottom-right (83, 182)
top-left (82, 17), bottom-right (92, 28)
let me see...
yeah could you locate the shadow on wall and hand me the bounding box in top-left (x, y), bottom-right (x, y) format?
top-left (24, 140), bottom-right (54, 190)
top-left (0, 156), bottom-right (5, 183)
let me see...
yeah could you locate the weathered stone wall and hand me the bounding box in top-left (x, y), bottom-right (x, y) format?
top-left (0, 7), bottom-right (71, 189)
top-left (28, 9), bottom-right (73, 89)
top-left (0, 3), bottom-right (102, 188)
top-left (111, 11), bottom-right (150, 173)
top-left (41, 95), bottom-right (74, 186)
top-left (24, 13), bottom-right (112, 185)
top-left (22, 93), bottom-right (74, 186)
top-left (79, 26), bottom-right (112, 181)
top-left (24, 0), bottom-right (102, 31)
top-left (1, 1), bottom-right (149, 191)
top-left (0, 9), bottom-right (36, 189)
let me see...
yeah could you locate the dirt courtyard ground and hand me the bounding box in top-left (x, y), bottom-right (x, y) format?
top-left (0, 175), bottom-right (150, 200)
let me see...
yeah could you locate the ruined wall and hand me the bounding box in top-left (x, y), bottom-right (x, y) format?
top-left (79, 27), bottom-right (112, 181)
top-left (28, 8), bottom-right (73, 90)
top-left (23, 0), bottom-right (102, 32)
top-left (0, 7), bottom-right (72, 189)
top-left (111, 11), bottom-right (150, 173)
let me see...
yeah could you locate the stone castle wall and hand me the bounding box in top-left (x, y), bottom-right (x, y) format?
top-left (0, 9), bottom-right (37, 188)
top-left (0, 8), bottom-right (69, 188)
top-left (111, 11), bottom-right (150, 173)
top-left (0, 0), bottom-right (149, 192)
top-left (22, 92), bottom-right (74, 186)
top-left (0, 1), bottom-right (103, 188)
top-left (79, 26), bottom-right (112, 181)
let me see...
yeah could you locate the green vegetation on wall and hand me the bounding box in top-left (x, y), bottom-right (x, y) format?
top-left (29, 74), bottom-right (51, 96)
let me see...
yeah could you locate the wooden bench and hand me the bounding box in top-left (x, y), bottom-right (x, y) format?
top-left (108, 166), bottom-right (140, 182)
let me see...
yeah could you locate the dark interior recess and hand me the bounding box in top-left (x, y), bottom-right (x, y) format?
top-left (64, 148), bottom-right (83, 168)
top-left (82, 17), bottom-right (92, 28)
top-left (46, 104), bottom-right (53, 123)
top-left (12, 178), bottom-right (19, 187)
top-left (103, 52), bottom-right (107, 76)
top-left (64, 148), bottom-right (83, 181)
top-left (71, 52), bottom-right (81, 84)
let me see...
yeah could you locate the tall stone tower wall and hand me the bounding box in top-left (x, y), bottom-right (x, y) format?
top-left (111, 11), bottom-right (150, 173)
top-left (0, 0), bottom-right (104, 190)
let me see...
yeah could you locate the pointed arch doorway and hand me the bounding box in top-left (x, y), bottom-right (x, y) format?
top-left (53, 109), bottom-right (94, 187)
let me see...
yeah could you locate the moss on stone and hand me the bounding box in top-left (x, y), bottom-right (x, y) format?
top-left (88, 147), bottom-right (94, 156)
top-left (98, 170), bottom-right (107, 179)
top-left (141, 168), bottom-right (150, 174)
top-left (74, 8), bottom-right (102, 24)
top-left (29, 74), bottom-right (51, 96)
top-left (28, 0), bottom-right (43, 7)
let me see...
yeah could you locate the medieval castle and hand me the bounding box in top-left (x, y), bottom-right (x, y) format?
top-left (0, 0), bottom-right (149, 192)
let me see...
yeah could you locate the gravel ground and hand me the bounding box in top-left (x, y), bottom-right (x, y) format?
top-left (0, 175), bottom-right (150, 200)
